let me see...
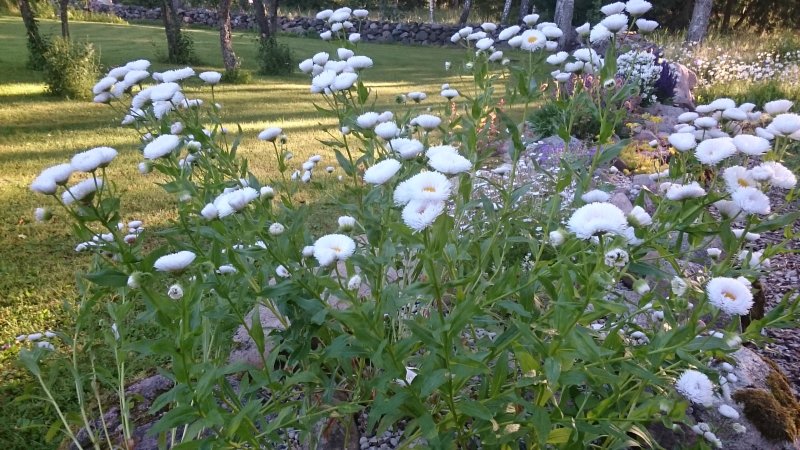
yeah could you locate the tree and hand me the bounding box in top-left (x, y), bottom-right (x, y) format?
top-left (161, 0), bottom-right (193, 63)
top-left (519, 0), bottom-right (531, 22)
top-left (500, 0), bottom-right (513, 25)
top-left (252, 0), bottom-right (271, 39)
top-left (218, 0), bottom-right (239, 74)
top-left (58, 0), bottom-right (69, 38)
top-left (686, 0), bottom-right (713, 43)
top-left (458, 0), bottom-right (472, 25)
top-left (554, 0), bottom-right (574, 50)
top-left (17, 0), bottom-right (48, 69)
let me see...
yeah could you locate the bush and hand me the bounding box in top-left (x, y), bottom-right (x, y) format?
top-left (221, 67), bottom-right (253, 84)
top-left (42, 38), bottom-right (99, 100)
top-left (257, 36), bottom-right (294, 76)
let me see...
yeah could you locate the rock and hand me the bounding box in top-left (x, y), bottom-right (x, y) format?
top-left (632, 174), bottom-right (656, 191)
top-left (643, 103), bottom-right (687, 134)
top-left (227, 303), bottom-right (287, 368)
top-left (415, 30), bottom-right (428, 41)
top-left (672, 63), bottom-right (698, 109)
top-left (609, 190), bottom-right (633, 214)
top-left (303, 415), bottom-right (360, 450)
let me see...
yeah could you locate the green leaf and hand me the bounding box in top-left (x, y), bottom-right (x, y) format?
top-left (459, 400), bottom-right (493, 421)
top-left (547, 427), bottom-right (572, 444)
top-left (83, 268), bottom-right (129, 287)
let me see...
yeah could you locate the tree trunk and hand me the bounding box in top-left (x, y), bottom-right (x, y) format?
top-left (267, 0), bottom-right (278, 35)
top-left (218, 0), bottom-right (238, 72)
top-left (458, 0), bottom-right (471, 26)
top-left (161, 0), bottom-right (180, 62)
top-left (686, 0), bottom-right (714, 43)
top-left (554, 0), bottom-right (574, 50)
top-left (428, 0), bottom-right (434, 24)
top-left (719, 0), bottom-right (735, 31)
top-left (519, 0), bottom-right (531, 22)
top-left (252, 0), bottom-right (270, 38)
top-left (500, 0), bottom-right (512, 25)
top-left (18, 0), bottom-right (47, 69)
top-left (59, 0), bottom-right (69, 38)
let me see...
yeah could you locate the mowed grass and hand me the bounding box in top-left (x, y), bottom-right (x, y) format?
top-left (0, 17), bottom-right (476, 448)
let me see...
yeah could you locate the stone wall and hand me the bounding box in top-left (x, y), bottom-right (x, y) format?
top-left (89, 3), bottom-right (491, 46)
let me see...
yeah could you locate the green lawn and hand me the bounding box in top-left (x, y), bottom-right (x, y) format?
top-left (0, 17), bottom-right (475, 449)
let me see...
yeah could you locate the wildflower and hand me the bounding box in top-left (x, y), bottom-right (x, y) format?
top-left (71, 147), bottom-right (118, 172)
top-left (566, 202), bottom-right (628, 239)
top-left (332, 72), bottom-right (358, 91)
top-left (498, 25), bottom-right (520, 41)
top-left (393, 171), bottom-right (452, 206)
top-left (694, 138), bottom-right (737, 165)
top-left (154, 250), bottom-right (196, 272)
top-left (315, 9), bottom-right (332, 20)
top-left (665, 182), bottom-right (706, 200)
top-left (771, 113), bottom-right (800, 135)
top-left (62, 178), bottom-right (103, 205)
top-left (199, 71), bottom-right (222, 85)
top-left (628, 206), bottom-right (652, 226)
top-left (671, 277), bottom-right (688, 296)
top-left (364, 158), bottom-right (402, 185)
top-left (298, 59), bottom-right (314, 73)
top-left (34, 207), bottom-right (51, 222)
top-left (589, 24), bottom-right (612, 43)
top-left (731, 187), bottom-right (770, 215)
top-left (600, 2), bottom-right (626, 15)
top-left (347, 274), bottom-right (362, 290)
top-left (731, 134), bottom-right (770, 156)
top-left (713, 200), bottom-right (741, 218)
top-left (581, 189), bottom-right (610, 203)
top-left (676, 369), bottom-right (714, 406)
top-left (143, 134), bottom-right (181, 160)
top-left (127, 272), bottom-right (142, 289)
top-left (519, 30), bottom-right (546, 51)
top-left (200, 203), bottom-right (218, 221)
top-left (311, 70), bottom-right (337, 91)
top-left (338, 216), bottom-right (356, 231)
top-left (764, 99), bottom-right (793, 115)
top-left (722, 166), bottom-right (758, 193)
top-left (427, 151), bottom-right (471, 175)
top-left (635, 18), bottom-right (658, 32)
top-left (738, 250), bottom-right (770, 270)
top-left (541, 27), bottom-right (563, 39)
top-left (760, 161), bottom-right (796, 189)
top-left (168, 283), bottom-right (184, 300)
top-left (604, 248), bottom-right (629, 268)
top-left (718, 404), bottom-right (739, 420)
top-left (37, 341), bottom-right (55, 351)
top-left (755, 127), bottom-right (775, 140)
top-left (546, 52), bottom-right (569, 65)
top-left (440, 88), bottom-right (459, 100)
top-left (412, 114), bottom-right (441, 130)
top-left (707, 248), bottom-right (722, 258)
top-left (475, 37), bottom-right (494, 51)
top-left (707, 277), bottom-right (753, 315)
top-left (402, 200), bottom-right (445, 232)
top-left (353, 9), bottom-right (368, 18)
top-left (160, 67), bottom-right (195, 83)
top-left (319, 30), bottom-right (332, 40)
top-left (138, 162), bottom-right (152, 174)
top-left (276, 265), bottom-right (290, 278)
top-left (149, 82), bottom-right (181, 102)
top-left (732, 229), bottom-right (760, 241)
top-left (346, 55), bottom-right (373, 70)
top-left (36, 163), bottom-right (74, 189)
top-left (313, 234), bottom-right (356, 266)
top-left (348, 33), bottom-right (361, 43)
top-left (522, 13), bottom-right (539, 25)
top-left (269, 222), bottom-right (285, 236)
top-left (601, 13), bottom-right (628, 32)
top-left (374, 121), bottom-right (399, 139)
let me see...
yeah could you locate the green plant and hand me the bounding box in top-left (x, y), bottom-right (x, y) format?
top-left (221, 66), bottom-right (252, 83)
top-left (257, 36), bottom-right (294, 76)
top-left (42, 37), bottom-right (99, 99)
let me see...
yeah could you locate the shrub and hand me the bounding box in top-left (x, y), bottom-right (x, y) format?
top-left (221, 67), bottom-right (253, 84)
top-left (257, 36), bottom-right (294, 76)
top-left (42, 38), bottom-right (99, 100)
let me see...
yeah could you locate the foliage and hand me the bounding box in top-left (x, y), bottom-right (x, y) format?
top-left (24, 16), bottom-right (49, 71)
top-left (41, 37), bottom-right (99, 99)
top-left (257, 36), bottom-right (294, 76)
top-left (221, 66), bottom-right (253, 83)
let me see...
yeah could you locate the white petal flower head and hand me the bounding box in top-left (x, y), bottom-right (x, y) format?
top-left (311, 70), bottom-right (337, 90)
top-left (546, 51), bottom-right (569, 65)
top-left (764, 99), bottom-right (793, 115)
top-left (357, 111), bottom-right (380, 129)
top-left (665, 182), bottom-right (706, 200)
top-left (676, 370), bottom-right (714, 406)
top-left (347, 55), bottom-right (373, 70)
top-left (709, 98), bottom-right (736, 111)
top-left (298, 58), bottom-right (314, 73)
top-left (407, 91), bottom-right (427, 102)
top-left (402, 200), bottom-right (446, 232)
top-left (374, 121), bottom-right (399, 140)
top-left (694, 116), bottom-right (718, 129)
top-left (519, 30), bottom-right (547, 51)
top-left (258, 127), bottom-right (282, 142)
top-left (668, 132), bottom-right (697, 152)
top-left (276, 265), bottom-right (290, 278)
top-left (732, 134), bottom-right (770, 156)
top-left (522, 13), bottom-right (539, 26)
top-left (390, 138), bottom-right (424, 159)
top-left (364, 158), bottom-right (402, 185)
top-left (731, 187), bottom-right (770, 215)
top-left (600, 13), bottom-right (628, 32)
top-left (353, 9), bottom-right (368, 18)
top-left (331, 72), bottom-right (358, 92)
top-left (770, 113), bottom-right (800, 135)
top-left (589, 24), bottom-right (613, 43)
top-left (337, 215), bottom-right (356, 232)
top-left (143, 134), bottom-right (181, 159)
top-left (760, 161), bottom-right (797, 189)
top-left (425, 145), bottom-right (459, 159)
top-left (549, 230), bottom-right (566, 246)
top-left (567, 202), bottom-right (628, 239)
top-left (508, 36), bottom-right (523, 48)
top-left (154, 250), bottom-right (196, 272)
top-left (722, 166), bottom-right (758, 193)
top-left (713, 200), bottom-right (741, 219)
top-left (93, 76), bottom-right (118, 95)
top-left (628, 205), bottom-right (652, 226)
top-left (313, 234), bottom-right (356, 266)
top-left (320, 31), bottom-right (332, 40)
top-left (199, 71), bottom-right (222, 85)
top-left (427, 152), bottom-right (472, 175)
top-left (541, 26), bottom-right (563, 39)
top-left (200, 203), bottom-right (218, 220)
top-left (600, 1), bottom-right (626, 15)
top-left (738, 250), bottom-right (770, 270)
top-left (722, 108), bottom-right (747, 121)
top-left (62, 178), bottom-right (103, 205)
top-left (413, 114), bottom-right (442, 130)
top-left (71, 147), bottom-right (118, 172)
top-left (678, 112), bottom-right (699, 123)
top-left (498, 25), bottom-right (520, 41)
top-left (581, 189), bottom-right (610, 203)
top-left (475, 37), bottom-right (494, 50)
top-left (38, 163), bottom-right (74, 187)
top-left (707, 277), bottom-right (753, 315)
top-left (694, 138), bottom-right (737, 165)
top-left (160, 67), bottom-right (195, 83)
top-left (393, 171), bottom-right (452, 206)
top-left (347, 274), bottom-right (362, 290)
top-left (315, 9), bottom-right (332, 20)
top-left (348, 33), bottom-right (361, 43)
top-left (635, 18), bottom-right (658, 32)
top-left (718, 404), bottom-right (740, 420)
top-left (441, 88), bottom-right (460, 100)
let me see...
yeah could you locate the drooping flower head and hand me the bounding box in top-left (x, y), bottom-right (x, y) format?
top-left (566, 203), bottom-right (628, 239)
top-left (154, 250), bottom-right (197, 273)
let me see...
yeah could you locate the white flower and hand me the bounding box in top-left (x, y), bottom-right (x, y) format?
top-left (217, 264), bottom-right (237, 274)
top-left (412, 114), bottom-right (441, 130)
top-left (160, 67), bottom-right (195, 83)
top-left (713, 200), bottom-right (741, 218)
top-left (407, 91), bottom-right (427, 102)
top-left (347, 55), bottom-right (373, 70)
top-left (143, 134), bottom-right (181, 159)
top-left (427, 151), bottom-right (471, 175)
top-left (589, 24), bottom-right (613, 43)
top-left (389, 138), bottom-right (424, 159)
top-left (268, 222), bottom-right (285, 236)
top-left (93, 76), bottom-right (117, 94)
top-left (276, 265), bottom-right (290, 278)
top-left (154, 250), bottom-right (196, 272)
top-left (353, 9), bottom-right (368, 18)
top-left (600, 2), bottom-right (626, 15)
top-left (566, 203), bottom-right (628, 239)
top-left (549, 230), bottom-right (566, 246)
top-left (302, 245), bottom-right (314, 257)
top-left (498, 25), bottom-right (520, 41)
top-left (62, 178), bottom-right (103, 205)
top-left (260, 186), bottom-right (275, 198)
top-left (541, 27), bottom-right (563, 39)
top-left (364, 159), bottom-right (402, 185)
top-left (337, 48), bottom-right (355, 60)
top-left (575, 22), bottom-right (590, 35)
top-left (707, 277), bottom-right (753, 315)
top-left (764, 99), bottom-right (793, 115)
top-left (581, 189), bottom-right (610, 203)
top-left (519, 30), bottom-right (546, 51)
top-left (71, 147), bottom-right (117, 172)
top-left (320, 30), bottom-right (332, 40)
top-left (678, 112), bottom-right (699, 123)
top-left (635, 18), bottom-right (658, 32)
top-left (374, 122), bottom-right (399, 139)
top-left (347, 274), bottom-right (362, 290)
top-left (200, 203), bottom-right (218, 220)
top-left (694, 138), bottom-right (737, 165)
top-left (36, 163), bottom-right (74, 189)
top-left (628, 206), bottom-right (652, 226)
top-left (313, 234), bottom-right (356, 266)
top-left (127, 272), bottom-right (142, 289)
top-left (508, 36), bottom-right (523, 47)
top-left (440, 89), bottom-right (459, 100)
top-left (755, 127), bottom-right (775, 140)
top-left (337, 216), bottom-right (356, 232)
top-left (332, 72), bottom-right (359, 91)
top-left (425, 145), bottom-right (458, 159)
top-left (633, 279), bottom-right (650, 294)
top-left (600, 13), bottom-right (628, 32)
top-left (466, 31), bottom-right (487, 41)
top-left (731, 187), bottom-right (770, 215)
top-left (707, 248), bottom-right (722, 258)
top-left (722, 166), bottom-right (758, 193)
top-left (349, 33), bottom-right (361, 43)
top-left (168, 283), bottom-right (184, 300)
top-left (522, 13), bottom-right (539, 25)
top-left (545, 52), bottom-right (568, 65)
top-left (668, 132), bottom-right (697, 152)
top-left (312, 51), bottom-right (329, 66)
top-left (378, 111), bottom-right (393, 123)
top-left (666, 182), bottom-right (706, 200)
top-left (315, 9), bottom-right (332, 20)
top-left (475, 37), bottom-right (494, 50)
top-left (34, 206), bottom-right (50, 222)
top-left (675, 369), bottom-right (714, 406)
top-left (694, 116), bottom-right (718, 129)
top-left (770, 113), bottom-right (800, 135)
top-left (671, 277), bottom-right (688, 296)
top-left (760, 161), bottom-right (796, 189)
top-left (709, 98), bottom-right (736, 110)
top-left (718, 404), bottom-right (739, 420)
top-left (604, 248), bottom-right (629, 268)
top-left (199, 71), bottom-right (222, 85)
top-left (393, 171), bottom-right (452, 206)
top-left (37, 341), bottom-right (55, 351)
top-left (731, 134), bottom-right (770, 156)
top-left (298, 58), bottom-right (314, 73)
top-left (738, 250), bottom-right (770, 270)
top-left (259, 127), bottom-right (282, 142)
top-left (311, 70), bottom-right (337, 90)
top-left (357, 112), bottom-right (380, 129)
top-left (402, 200), bottom-right (446, 232)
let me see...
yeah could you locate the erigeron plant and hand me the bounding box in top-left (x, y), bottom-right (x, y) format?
top-left (22, 2), bottom-right (800, 449)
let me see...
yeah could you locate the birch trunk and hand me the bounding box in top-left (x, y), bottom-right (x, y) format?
top-left (519, 0), bottom-right (531, 21)
top-left (686, 0), bottom-right (714, 43)
top-left (500, 0), bottom-right (512, 25)
top-left (554, 0), bottom-right (574, 50)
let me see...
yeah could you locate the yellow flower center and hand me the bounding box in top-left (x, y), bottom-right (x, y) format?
top-left (423, 186), bottom-right (436, 192)
top-left (527, 35), bottom-right (539, 44)
top-left (332, 246), bottom-right (341, 253)
top-left (738, 178), bottom-right (750, 187)
top-left (722, 291), bottom-right (737, 301)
